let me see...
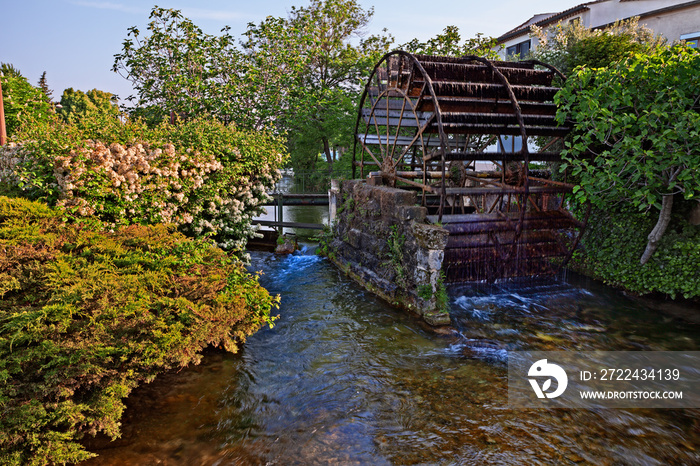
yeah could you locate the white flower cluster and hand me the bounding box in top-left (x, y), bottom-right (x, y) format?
top-left (0, 141), bottom-right (284, 249)
top-left (0, 143), bottom-right (34, 188)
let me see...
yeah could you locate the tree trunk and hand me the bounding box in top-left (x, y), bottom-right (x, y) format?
top-left (322, 137), bottom-right (333, 174)
top-left (640, 194), bottom-right (674, 265)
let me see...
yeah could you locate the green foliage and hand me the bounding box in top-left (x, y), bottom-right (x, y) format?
top-left (316, 225), bottom-right (333, 256)
top-left (435, 271), bottom-right (449, 314)
top-left (531, 18), bottom-right (665, 76)
top-left (0, 196), bottom-right (279, 464)
top-left (114, 3), bottom-right (392, 180)
top-left (0, 114), bottom-right (287, 251)
top-left (557, 45), bottom-right (700, 264)
top-left (0, 63), bottom-right (23, 79)
top-left (113, 7), bottom-right (245, 126)
top-left (571, 205), bottom-right (700, 299)
top-left (417, 272), bottom-right (449, 313)
top-left (556, 45), bottom-right (700, 223)
top-left (58, 88), bottom-right (119, 124)
top-left (417, 283), bottom-right (432, 300)
top-left (402, 27), bottom-right (499, 59)
top-left (0, 73), bottom-right (54, 138)
top-left (248, 0), bottom-right (393, 175)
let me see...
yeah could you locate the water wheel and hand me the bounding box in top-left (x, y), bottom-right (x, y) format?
top-left (354, 51), bottom-right (589, 282)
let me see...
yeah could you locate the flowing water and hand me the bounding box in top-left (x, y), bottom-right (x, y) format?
top-left (85, 248), bottom-right (700, 465)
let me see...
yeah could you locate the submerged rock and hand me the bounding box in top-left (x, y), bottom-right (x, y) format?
top-left (275, 235), bottom-right (298, 254)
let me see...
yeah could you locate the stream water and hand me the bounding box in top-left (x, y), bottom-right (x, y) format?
top-left (84, 247), bottom-right (700, 465)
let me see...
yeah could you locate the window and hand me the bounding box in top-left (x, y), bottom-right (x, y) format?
top-left (680, 32), bottom-right (700, 48)
top-left (569, 17), bottom-right (580, 25)
top-left (506, 39), bottom-right (531, 59)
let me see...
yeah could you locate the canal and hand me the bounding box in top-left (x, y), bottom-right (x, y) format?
top-left (84, 246), bottom-right (700, 465)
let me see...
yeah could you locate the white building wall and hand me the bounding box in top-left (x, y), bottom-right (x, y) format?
top-left (587, 0), bottom-right (690, 26)
top-left (496, 0), bottom-right (700, 59)
top-left (639, 7), bottom-right (700, 42)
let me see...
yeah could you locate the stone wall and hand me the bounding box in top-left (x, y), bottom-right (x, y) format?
top-left (326, 179), bottom-right (450, 326)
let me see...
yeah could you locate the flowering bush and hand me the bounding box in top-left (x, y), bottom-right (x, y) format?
top-left (0, 115), bottom-right (287, 250)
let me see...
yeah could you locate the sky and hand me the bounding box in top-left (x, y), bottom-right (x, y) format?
top-left (1, 0), bottom-right (586, 104)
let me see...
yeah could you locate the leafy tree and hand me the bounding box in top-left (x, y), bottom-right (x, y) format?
top-left (238, 15), bottom-right (312, 131)
top-left (37, 71), bottom-right (52, 103)
top-left (113, 7), bottom-right (244, 125)
top-left (114, 4), bottom-right (392, 178)
top-left (57, 88), bottom-right (119, 123)
top-left (556, 45), bottom-right (700, 264)
top-left (265, 0), bottom-right (393, 175)
top-left (531, 17), bottom-right (665, 76)
top-left (402, 27), bottom-right (499, 59)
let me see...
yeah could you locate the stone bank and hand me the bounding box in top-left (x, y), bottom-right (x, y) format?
top-left (326, 180), bottom-right (450, 326)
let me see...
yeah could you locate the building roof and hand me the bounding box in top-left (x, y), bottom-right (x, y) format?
top-left (503, 13), bottom-right (556, 36)
top-left (496, 3), bottom-right (592, 43)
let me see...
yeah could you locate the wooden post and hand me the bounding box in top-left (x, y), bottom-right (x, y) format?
top-left (0, 74), bottom-right (7, 146)
top-left (277, 193), bottom-right (284, 235)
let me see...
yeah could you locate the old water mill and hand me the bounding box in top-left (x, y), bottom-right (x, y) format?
top-left (317, 52), bottom-right (588, 324)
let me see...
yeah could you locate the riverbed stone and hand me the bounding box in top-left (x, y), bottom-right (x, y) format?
top-left (423, 312), bottom-right (451, 326)
top-left (275, 235), bottom-right (297, 254)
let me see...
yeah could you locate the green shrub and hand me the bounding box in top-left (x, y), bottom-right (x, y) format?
top-left (556, 45), bottom-right (700, 264)
top-left (0, 196), bottom-right (279, 464)
top-left (0, 115), bottom-right (287, 251)
top-left (570, 203), bottom-right (700, 299)
top-left (0, 74), bottom-right (54, 138)
top-left (57, 88), bottom-right (120, 124)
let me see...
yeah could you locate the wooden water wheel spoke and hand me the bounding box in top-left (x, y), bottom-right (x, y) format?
top-left (389, 95), bottom-right (409, 166)
top-left (397, 114), bottom-right (435, 162)
top-left (357, 137), bottom-right (383, 168)
top-left (355, 51), bottom-right (585, 281)
top-left (527, 194), bottom-right (543, 212)
top-left (487, 194), bottom-right (503, 214)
